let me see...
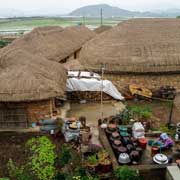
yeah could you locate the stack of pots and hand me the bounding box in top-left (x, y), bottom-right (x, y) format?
top-left (175, 123), bottom-right (180, 140)
top-left (106, 124), bottom-right (143, 165)
top-left (106, 124), bottom-right (117, 137)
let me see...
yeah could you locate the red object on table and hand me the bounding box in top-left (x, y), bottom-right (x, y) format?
top-left (151, 146), bottom-right (159, 156)
top-left (138, 138), bottom-right (147, 149)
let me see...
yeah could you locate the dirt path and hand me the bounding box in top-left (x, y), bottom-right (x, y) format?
top-left (68, 101), bottom-right (125, 144)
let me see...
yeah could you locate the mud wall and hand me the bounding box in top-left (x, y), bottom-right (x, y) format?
top-left (104, 74), bottom-right (180, 92)
top-left (24, 99), bottom-right (61, 123)
top-left (24, 99), bottom-right (53, 123)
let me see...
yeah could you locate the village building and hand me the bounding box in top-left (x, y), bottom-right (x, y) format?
top-left (0, 25), bottom-right (96, 128)
top-left (6, 25), bottom-right (95, 65)
top-left (79, 19), bottom-right (180, 92)
top-left (0, 48), bottom-right (67, 128)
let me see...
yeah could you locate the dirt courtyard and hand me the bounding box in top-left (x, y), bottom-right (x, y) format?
top-left (68, 100), bottom-right (179, 129)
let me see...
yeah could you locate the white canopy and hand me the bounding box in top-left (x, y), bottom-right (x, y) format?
top-left (66, 77), bottom-right (124, 100)
top-left (68, 70), bottom-right (101, 79)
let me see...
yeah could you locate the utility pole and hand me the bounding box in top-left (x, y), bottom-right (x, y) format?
top-left (168, 100), bottom-right (174, 129)
top-left (101, 64), bottom-right (105, 120)
top-left (83, 14), bottom-right (85, 25)
top-left (100, 8), bottom-right (103, 26)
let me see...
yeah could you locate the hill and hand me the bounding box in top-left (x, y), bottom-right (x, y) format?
top-left (69, 4), bottom-right (163, 18)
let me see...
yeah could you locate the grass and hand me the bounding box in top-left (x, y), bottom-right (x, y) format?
top-left (0, 17), bottom-right (123, 31)
top-left (0, 17), bottom-right (124, 36)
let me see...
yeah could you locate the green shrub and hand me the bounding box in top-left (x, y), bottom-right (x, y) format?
top-left (59, 144), bottom-right (72, 167)
top-left (115, 166), bottom-right (141, 180)
top-left (54, 172), bottom-right (67, 180)
top-left (129, 106), bottom-right (152, 119)
top-left (75, 167), bottom-right (87, 177)
top-left (7, 159), bottom-right (34, 180)
top-left (0, 40), bottom-right (9, 47)
top-left (26, 136), bottom-right (56, 180)
top-left (72, 175), bottom-right (99, 180)
top-left (159, 125), bottom-right (176, 136)
top-left (87, 155), bottom-right (98, 165)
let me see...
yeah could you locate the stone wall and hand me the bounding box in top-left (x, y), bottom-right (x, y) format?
top-left (24, 99), bottom-right (53, 123)
top-left (104, 73), bottom-right (180, 92)
top-left (23, 99), bottom-right (61, 123)
top-left (0, 99), bottom-right (61, 127)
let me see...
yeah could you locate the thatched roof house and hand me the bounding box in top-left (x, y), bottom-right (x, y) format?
top-left (94, 25), bottom-right (112, 34)
top-left (80, 18), bottom-right (180, 74)
top-left (0, 48), bottom-right (66, 102)
top-left (79, 19), bottom-right (180, 91)
top-left (0, 48), bottom-right (67, 127)
top-left (7, 25), bottom-right (95, 63)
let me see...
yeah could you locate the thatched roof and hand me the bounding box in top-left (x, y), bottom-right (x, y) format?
top-left (6, 25), bottom-right (95, 63)
top-left (63, 59), bottom-right (83, 71)
top-left (94, 25), bottom-right (112, 34)
top-left (0, 48), bottom-right (67, 102)
top-left (79, 19), bottom-right (180, 74)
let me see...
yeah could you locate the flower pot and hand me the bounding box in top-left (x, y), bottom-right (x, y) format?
top-left (138, 138), bottom-right (147, 149)
top-left (86, 163), bottom-right (99, 173)
top-left (97, 150), bottom-right (109, 160)
top-left (99, 161), bottom-right (112, 173)
top-left (151, 146), bottom-right (159, 156)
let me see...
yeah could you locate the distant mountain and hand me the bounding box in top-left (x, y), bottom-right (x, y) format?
top-left (1, 5), bottom-right (180, 18)
top-left (153, 8), bottom-right (180, 17)
top-left (69, 4), bottom-right (164, 18)
top-left (0, 9), bottom-right (26, 18)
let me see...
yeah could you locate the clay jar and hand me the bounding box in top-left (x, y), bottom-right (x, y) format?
top-left (131, 137), bottom-right (138, 143)
top-left (117, 146), bottom-right (127, 154)
top-left (110, 132), bottom-right (120, 142)
top-left (136, 147), bottom-right (143, 157)
top-left (112, 140), bottom-right (122, 150)
top-left (106, 124), bottom-right (117, 136)
top-left (122, 136), bottom-right (131, 146)
top-left (126, 144), bottom-right (134, 153)
top-left (130, 150), bottom-right (140, 162)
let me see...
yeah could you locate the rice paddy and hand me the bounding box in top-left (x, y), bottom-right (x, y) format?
top-left (0, 17), bottom-right (124, 35)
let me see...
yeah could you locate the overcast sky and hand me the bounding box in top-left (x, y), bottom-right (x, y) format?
top-left (0, 0), bottom-right (180, 14)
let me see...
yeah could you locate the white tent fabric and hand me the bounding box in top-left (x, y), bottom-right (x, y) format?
top-left (68, 71), bottom-right (100, 79)
top-left (66, 77), bottom-right (124, 100)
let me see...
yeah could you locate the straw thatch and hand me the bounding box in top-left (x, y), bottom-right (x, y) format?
top-left (79, 18), bottom-right (180, 74)
top-left (63, 59), bottom-right (83, 70)
top-left (94, 25), bottom-right (112, 34)
top-left (6, 25), bottom-right (95, 63)
top-left (0, 48), bottom-right (67, 102)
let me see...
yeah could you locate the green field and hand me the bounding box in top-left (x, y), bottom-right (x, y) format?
top-left (0, 17), bottom-right (124, 35)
